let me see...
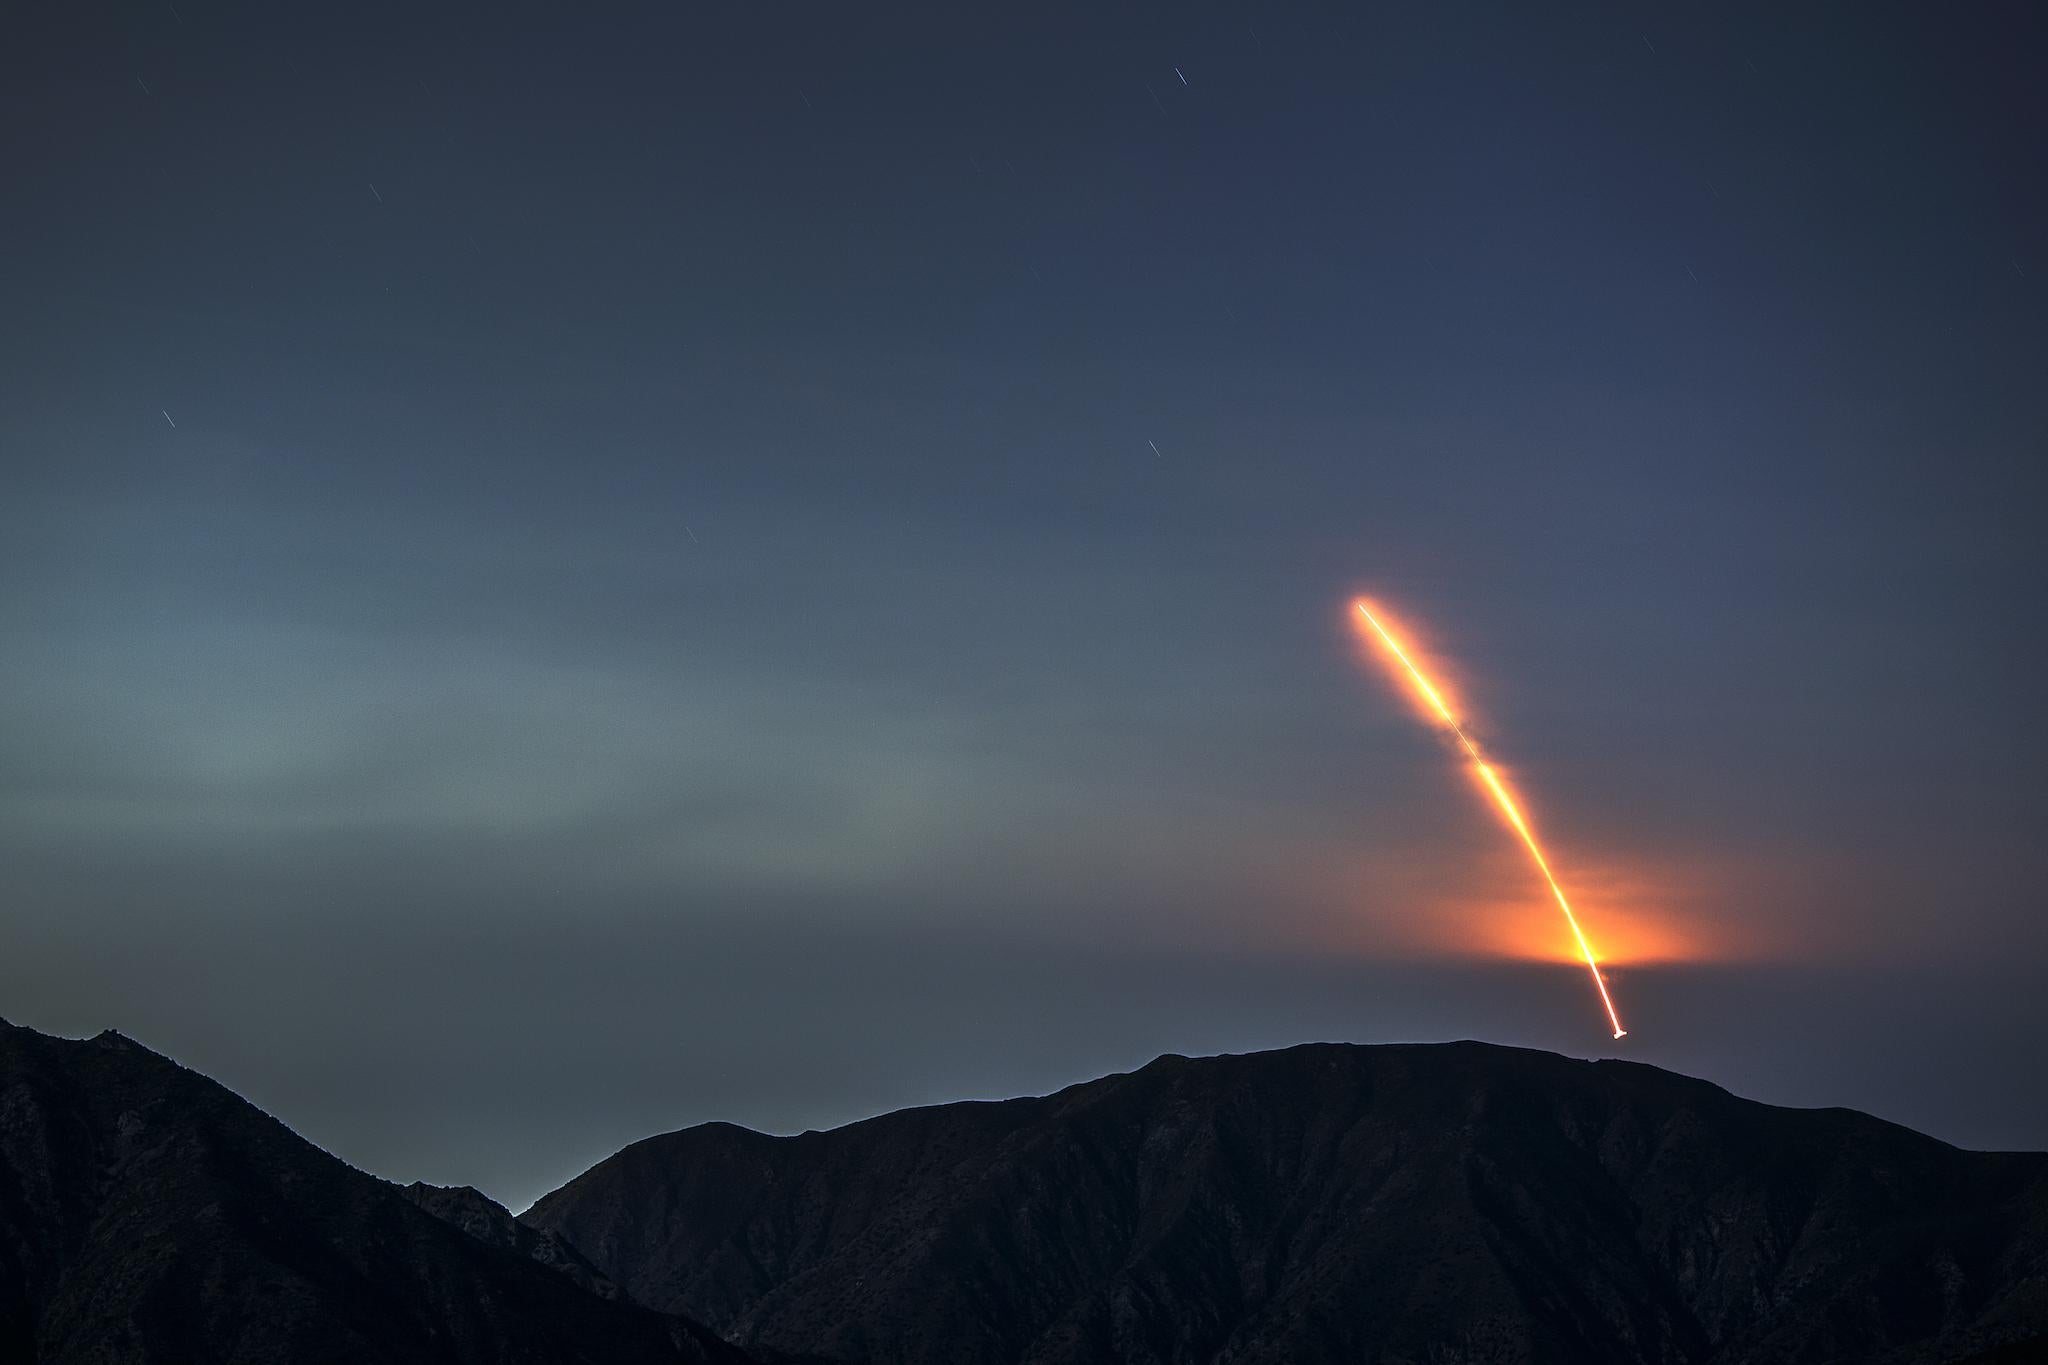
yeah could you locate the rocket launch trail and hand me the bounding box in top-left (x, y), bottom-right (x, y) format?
top-left (1352, 600), bottom-right (1628, 1040)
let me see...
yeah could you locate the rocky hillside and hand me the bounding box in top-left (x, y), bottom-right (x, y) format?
top-left (401, 1179), bottom-right (626, 1301)
top-left (0, 1019), bottom-right (750, 1365)
top-left (525, 1041), bottom-right (2048, 1365)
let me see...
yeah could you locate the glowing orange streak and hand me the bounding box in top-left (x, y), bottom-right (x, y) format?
top-left (1354, 601), bottom-right (1628, 1039)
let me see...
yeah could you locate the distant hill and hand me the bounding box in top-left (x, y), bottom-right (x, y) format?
top-left (524, 1041), bottom-right (2048, 1365)
top-left (7, 1015), bottom-right (2045, 1365)
top-left (0, 1019), bottom-right (749, 1365)
top-left (400, 1179), bottom-right (625, 1302)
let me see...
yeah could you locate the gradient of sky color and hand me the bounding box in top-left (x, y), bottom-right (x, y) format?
top-left (4, 1), bottom-right (2045, 1208)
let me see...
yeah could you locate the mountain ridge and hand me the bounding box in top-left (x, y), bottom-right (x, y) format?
top-left (525, 1039), bottom-right (2048, 1365)
top-left (0, 1019), bottom-right (750, 1364)
top-left (9, 1019), bottom-right (2046, 1364)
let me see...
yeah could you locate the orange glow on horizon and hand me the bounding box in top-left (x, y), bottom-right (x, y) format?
top-left (1459, 892), bottom-right (1705, 966)
top-left (1352, 598), bottom-right (1628, 1040)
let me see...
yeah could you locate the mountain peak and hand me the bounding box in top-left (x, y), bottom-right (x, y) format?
top-left (527, 1038), bottom-right (2048, 1365)
top-left (9, 1026), bottom-right (2046, 1363)
top-left (0, 1023), bottom-right (750, 1363)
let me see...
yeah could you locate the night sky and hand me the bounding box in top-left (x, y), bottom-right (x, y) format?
top-left (5, 2), bottom-right (2045, 1210)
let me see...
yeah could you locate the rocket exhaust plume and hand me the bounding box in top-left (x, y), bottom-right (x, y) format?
top-left (1351, 599), bottom-right (1628, 1040)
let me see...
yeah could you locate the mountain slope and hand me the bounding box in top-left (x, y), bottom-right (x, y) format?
top-left (524, 1041), bottom-right (2048, 1365)
top-left (401, 1179), bottom-right (625, 1301)
top-left (0, 1019), bottom-right (751, 1365)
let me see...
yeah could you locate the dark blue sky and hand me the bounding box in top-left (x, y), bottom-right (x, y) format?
top-left (4, 1), bottom-right (2045, 1207)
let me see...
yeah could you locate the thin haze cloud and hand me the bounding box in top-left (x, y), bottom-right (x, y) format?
top-left (1, 1), bottom-right (2043, 1202)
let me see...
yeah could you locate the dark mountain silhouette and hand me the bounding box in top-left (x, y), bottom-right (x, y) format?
top-left (525, 1041), bottom-right (2048, 1365)
top-left (7, 1016), bottom-right (2046, 1365)
top-left (401, 1179), bottom-right (625, 1301)
top-left (0, 1019), bottom-right (751, 1365)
